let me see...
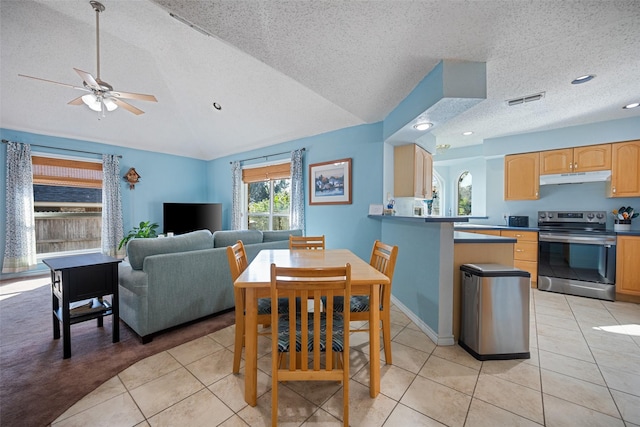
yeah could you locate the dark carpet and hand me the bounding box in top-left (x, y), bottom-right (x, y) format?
top-left (0, 276), bottom-right (235, 427)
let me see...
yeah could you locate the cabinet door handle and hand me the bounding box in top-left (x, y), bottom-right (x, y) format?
top-left (574, 162), bottom-right (578, 169)
top-left (613, 187), bottom-right (616, 193)
top-left (569, 163), bottom-right (573, 170)
top-left (516, 249), bottom-right (524, 252)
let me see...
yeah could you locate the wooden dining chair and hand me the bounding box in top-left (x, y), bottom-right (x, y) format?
top-left (289, 235), bottom-right (325, 250)
top-left (227, 240), bottom-right (274, 374)
top-left (341, 240), bottom-right (398, 364)
top-left (270, 263), bottom-right (351, 427)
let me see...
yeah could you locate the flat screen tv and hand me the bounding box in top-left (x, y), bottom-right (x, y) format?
top-left (163, 203), bottom-right (222, 235)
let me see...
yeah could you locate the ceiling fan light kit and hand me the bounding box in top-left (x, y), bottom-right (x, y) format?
top-left (18, 0), bottom-right (157, 117)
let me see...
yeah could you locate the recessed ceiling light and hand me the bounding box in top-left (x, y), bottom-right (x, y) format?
top-left (413, 122), bottom-right (433, 131)
top-left (571, 74), bottom-right (595, 84)
top-left (462, 131), bottom-right (473, 136)
top-left (623, 102), bottom-right (640, 109)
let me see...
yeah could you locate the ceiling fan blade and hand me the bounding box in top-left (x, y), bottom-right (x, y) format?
top-left (18, 74), bottom-right (88, 91)
top-left (73, 68), bottom-right (100, 90)
top-left (111, 98), bottom-right (145, 115)
top-left (68, 96), bottom-right (85, 105)
top-left (111, 91), bottom-right (157, 102)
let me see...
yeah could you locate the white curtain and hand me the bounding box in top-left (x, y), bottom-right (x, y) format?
top-left (290, 149), bottom-right (304, 231)
top-left (101, 154), bottom-right (124, 257)
top-left (231, 161), bottom-right (242, 230)
top-left (2, 142), bottom-right (36, 273)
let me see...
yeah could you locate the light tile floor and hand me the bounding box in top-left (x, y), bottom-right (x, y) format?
top-left (52, 290), bottom-right (640, 426)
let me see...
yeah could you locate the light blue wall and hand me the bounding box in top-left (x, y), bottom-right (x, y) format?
top-left (0, 128), bottom-right (207, 277)
top-left (207, 123), bottom-right (386, 261)
top-left (381, 220), bottom-right (442, 331)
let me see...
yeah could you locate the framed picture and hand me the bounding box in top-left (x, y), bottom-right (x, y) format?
top-left (309, 158), bottom-right (352, 205)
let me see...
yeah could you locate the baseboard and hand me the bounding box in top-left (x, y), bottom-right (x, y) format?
top-left (390, 295), bottom-right (455, 346)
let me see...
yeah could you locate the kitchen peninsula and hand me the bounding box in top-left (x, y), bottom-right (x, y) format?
top-left (370, 215), bottom-right (516, 345)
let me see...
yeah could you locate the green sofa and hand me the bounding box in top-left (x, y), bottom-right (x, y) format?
top-left (118, 228), bottom-right (302, 342)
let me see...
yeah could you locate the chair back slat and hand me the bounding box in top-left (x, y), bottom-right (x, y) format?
top-left (226, 240), bottom-right (248, 282)
top-left (289, 235), bottom-right (325, 250)
top-left (270, 263), bottom-right (351, 426)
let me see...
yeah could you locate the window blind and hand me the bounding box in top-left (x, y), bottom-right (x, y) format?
top-left (242, 162), bottom-right (290, 183)
top-left (32, 156), bottom-right (103, 189)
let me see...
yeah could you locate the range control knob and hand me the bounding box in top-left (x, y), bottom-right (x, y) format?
top-left (539, 213), bottom-right (547, 220)
top-left (548, 213), bottom-right (554, 219)
top-left (587, 213), bottom-right (595, 220)
top-left (596, 212), bottom-right (605, 219)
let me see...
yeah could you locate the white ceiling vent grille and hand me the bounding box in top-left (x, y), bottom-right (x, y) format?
top-left (507, 92), bottom-right (545, 106)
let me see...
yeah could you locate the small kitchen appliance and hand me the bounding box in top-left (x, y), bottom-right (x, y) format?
top-left (508, 216), bottom-right (529, 227)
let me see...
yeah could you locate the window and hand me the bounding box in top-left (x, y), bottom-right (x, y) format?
top-left (431, 174), bottom-right (442, 216)
top-left (32, 155), bottom-right (103, 255)
top-left (243, 162), bottom-right (291, 231)
top-left (457, 171), bottom-right (472, 215)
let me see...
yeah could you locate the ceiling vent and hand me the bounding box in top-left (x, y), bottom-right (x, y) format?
top-left (506, 92), bottom-right (545, 106)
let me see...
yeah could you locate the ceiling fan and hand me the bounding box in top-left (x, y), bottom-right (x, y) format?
top-left (19, 1), bottom-right (157, 117)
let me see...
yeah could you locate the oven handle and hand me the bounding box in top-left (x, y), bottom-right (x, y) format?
top-left (538, 232), bottom-right (616, 246)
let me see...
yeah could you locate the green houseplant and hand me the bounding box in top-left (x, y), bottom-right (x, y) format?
top-left (118, 221), bottom-right (159, 250)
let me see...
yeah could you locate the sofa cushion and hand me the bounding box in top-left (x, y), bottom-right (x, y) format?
top-left (127, 229), bottom-right (214, 270)
top-left (262, 229), bottom-right (302, 242)
top-left (213, 230), bottom-right (263, 248)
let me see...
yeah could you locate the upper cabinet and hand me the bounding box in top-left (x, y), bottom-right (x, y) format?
top-left (540, 144), bottom-right (611, 175)
top-left (394, 144), bottom-right (433, 199)
top-left (504, 152), bottom-right (539, 200)
top-left (609, 140), bottom-right (640, 198)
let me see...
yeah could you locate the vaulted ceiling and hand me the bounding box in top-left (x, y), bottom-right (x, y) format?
top-left (1, 0), bottom-right (639, 160)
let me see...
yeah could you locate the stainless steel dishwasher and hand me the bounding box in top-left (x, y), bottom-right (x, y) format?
top-left (459, 263), bottom-right (531, 361)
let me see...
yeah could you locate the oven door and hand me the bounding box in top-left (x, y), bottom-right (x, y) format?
top-left (538, 232), bottom-right (616, 301)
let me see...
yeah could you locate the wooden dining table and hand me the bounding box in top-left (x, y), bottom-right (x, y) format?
top-left (234, 248), bottom-right (391, 406)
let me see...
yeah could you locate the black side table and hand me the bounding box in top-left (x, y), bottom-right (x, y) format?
top-left (43, 253), bottom-right (122, 359)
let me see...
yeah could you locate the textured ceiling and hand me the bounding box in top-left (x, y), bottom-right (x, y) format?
top-left (1, 0), bottom-right (639, 160)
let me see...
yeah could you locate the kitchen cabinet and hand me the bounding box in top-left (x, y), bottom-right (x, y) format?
top-left (504, 153), bottom-right (539, 200)
top-left (540, 144), bottom-right (611, 175)
top-left (616, 235), bottom-right (640, 297)
top-left (394, 144), bottom-right (433, 199)
top-left (500, 230), bottom-right (538, 286)
top-left (609, 140), bottom-right (640, 198)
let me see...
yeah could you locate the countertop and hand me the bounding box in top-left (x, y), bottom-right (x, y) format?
top-left (454, 224), bottom-right (540, 232)
top-left (368, 215), bottom-right (469, 223)
top-left (454, 231), bottom-right (517, 244)
top-left (455, 223), bottom-right (640, 235)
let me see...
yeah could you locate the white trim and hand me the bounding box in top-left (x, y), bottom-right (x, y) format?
top-left (391, 294), bottom-right (454, 346)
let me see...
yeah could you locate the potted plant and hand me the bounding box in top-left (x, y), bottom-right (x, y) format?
top-left (118, 221), bottom-right (160, 250)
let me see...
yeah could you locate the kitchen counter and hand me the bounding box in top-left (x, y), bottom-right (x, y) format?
top-left (614, 230), bottom-right (640, 236)
top-left (369, 215), bottom-right (470, 223)
top-left (455, 224), bottom-right (539, 232)
top-left (454, 231), bottom-right (516, 244)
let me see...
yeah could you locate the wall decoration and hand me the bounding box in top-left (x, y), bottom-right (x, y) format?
top-left (123, 167), bottom-right (141, 189)
top-left (309, 158), bottom-right (352, 205)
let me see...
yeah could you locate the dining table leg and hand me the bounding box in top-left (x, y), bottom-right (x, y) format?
top-left (244, 288), bottom-right (258, 406)
top-left (369, 283), bottom-right (381, 397)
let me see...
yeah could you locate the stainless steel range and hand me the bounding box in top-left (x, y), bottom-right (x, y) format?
top-left (537, 210), bottom-right (616, 301)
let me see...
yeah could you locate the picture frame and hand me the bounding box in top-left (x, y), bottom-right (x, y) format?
top-left (309, 158), bottom-right (352, 205)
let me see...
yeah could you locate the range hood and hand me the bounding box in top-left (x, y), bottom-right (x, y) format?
top-left (539, 170), bottom-right (611, 185)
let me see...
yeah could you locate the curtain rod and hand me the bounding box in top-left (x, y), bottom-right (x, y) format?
top-left (230, 147), bottom-right (305, 164)
top-left (2, 139), bottom-right (122, 158)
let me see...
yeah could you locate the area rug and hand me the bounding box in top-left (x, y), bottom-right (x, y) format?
top-left (0, 275), bottom-right (235, 427)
